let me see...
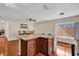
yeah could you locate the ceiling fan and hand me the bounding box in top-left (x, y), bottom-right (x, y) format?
top-left (29, 18), bottom-right (37, 22)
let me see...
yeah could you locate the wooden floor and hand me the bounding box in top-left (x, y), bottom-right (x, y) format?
top-left (35, 52), bottom-right (45, 56)
top-left (35, 52), bottom-right (57, 56)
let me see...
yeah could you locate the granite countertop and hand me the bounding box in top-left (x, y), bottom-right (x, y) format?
top-left (7, 34), bottom-right (54, 41)
top-left (19, 34), bottom-right (54, 40)
top-left (0, 35), bottom-right (7, 38)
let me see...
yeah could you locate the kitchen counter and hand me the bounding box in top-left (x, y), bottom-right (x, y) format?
top-left (19, 34), bottom-right (53, 40)
top-left (7, 34), bottom-right (54, 41)
top-left (0, 35), bottom-right (7, 39)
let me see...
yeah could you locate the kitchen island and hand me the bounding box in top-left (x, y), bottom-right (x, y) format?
top-left (6, 34), bottom-right (54, 56)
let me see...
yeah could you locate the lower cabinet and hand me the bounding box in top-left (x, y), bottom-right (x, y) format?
top-left (27, 39), bottom-right (37, 56)
top-left (7, 40), bottom-right (19, 56)
top-left (26, 37), bottom-right (54, 56)
top-left (48, 38), bottom-right (54, 56)
top-left (57, 41), bottom-right (72, 56)
top-left (7, 37), bottom-right (54, 56)
top-left (21, 39), bottom-right (27, 56)
top-left (39, 37), bottom-right (48, 55)
top-left (7, 39), bottom-right (27, 56)
top-left (38, 37), bottom-right (54, 56)
top-left (0, 37), bottom-right (7, 56)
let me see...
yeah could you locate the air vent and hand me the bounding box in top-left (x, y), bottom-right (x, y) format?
top-left (42, 4), bottom-right (48, 10)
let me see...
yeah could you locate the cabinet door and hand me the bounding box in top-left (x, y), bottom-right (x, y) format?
top-left (27, 39), bottom-right (36, 56)
top-left (57, 42), bottom-right (72, 56)
top-left (57, 42), bottom-right (65, 56)
top-left (0, 38), bottom-right (7, 56)
top-left (39, 38), bottom-right (48, 55)
top-left (36, 38), bottom-right (40, 52)
top-left (39, 38), bottom-right (44, 52)
top-left (43, 39), bottom-right (48, 55)
top-left (65, 44), bottom-right (71, 56)
top-left (48, 39), bottom-right (53, 56)
top-left (21, 39), bottom-right (27, 56)
top-left (7, 40), bottom-right (19, 56)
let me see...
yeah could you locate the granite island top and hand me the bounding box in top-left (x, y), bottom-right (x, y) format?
top-left (7, 34), bottom-right (54, 41)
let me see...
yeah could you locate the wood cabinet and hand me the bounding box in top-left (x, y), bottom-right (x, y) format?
top-left (26, 37), bottom-right (54, 56)
top-left (38, 37), bottom-right (54, 56)
top-left (7, 39), bottom-right (27, 56)
top-left (39, 37), bottom-right (48, 55)
top-left (0, 37), bottom-right (7, 56)
top-left (57, 41), bottom-right (72, 56)
top-left (36, 38), bottom-right (40, 53)
top-left (27, 39), bottom-right (37, 56)
top-left (7, 37), bottom-right (54, 56)
top-left (7, 40), bottom-right (19, 56)
top-left (20, 39), bottom-right (27, 56)
top-left (48, 38), bottom-right (54, 56)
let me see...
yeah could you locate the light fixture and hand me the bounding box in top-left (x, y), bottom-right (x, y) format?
top-left (29, 18), bottom-right (36, 22)
top-left (42, 4), bottom-right (48, 10)
top-left (59, 12), bottom-right (64, 15)
top-left (0, 20), bottom-right (4, 23)
top-left (5, 4), bottom-right (9, 6)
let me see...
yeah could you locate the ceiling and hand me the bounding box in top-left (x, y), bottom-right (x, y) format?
top-left (0, 3), bottom-right (79, 22)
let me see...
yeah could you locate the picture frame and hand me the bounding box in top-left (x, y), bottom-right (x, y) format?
top-left (21, 24), bottom-right (27, 28)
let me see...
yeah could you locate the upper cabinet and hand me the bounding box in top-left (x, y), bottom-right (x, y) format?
top-left (55, 22), bottom-right (76, 39)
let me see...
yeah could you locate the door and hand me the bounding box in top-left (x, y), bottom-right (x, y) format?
top-left (27, 39), bottom-right (36, 56)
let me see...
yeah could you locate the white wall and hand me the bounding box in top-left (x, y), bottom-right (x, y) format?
top-left (7, 20), bottom-right (34, 39)
top-left (34, 17), bottom-right (79, 35)
top-left (0, 18), bottom-right (34, 40)
top-left (34, 22), bottom-right (55, 35)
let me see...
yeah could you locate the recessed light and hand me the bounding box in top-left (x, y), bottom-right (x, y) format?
top-left (5, 4), bottom-right (9, 6)
top-left (0, 20), bottom-right (4, 23)
top-left (42, 4), bottom-right (48, 10)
